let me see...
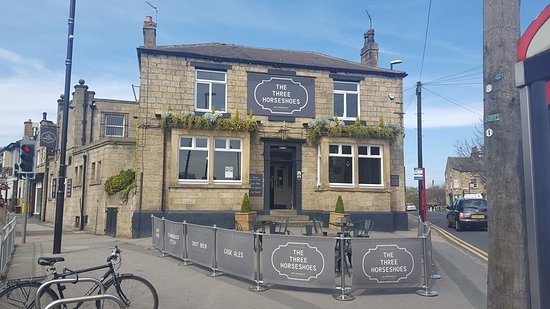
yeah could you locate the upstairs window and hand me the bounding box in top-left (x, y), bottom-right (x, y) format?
top-left (333, 81), bottom-right (359, 119)
top-left (195, 70), bottom-right (227, 112)
top-left (104, 113), bottom-right (125, 137)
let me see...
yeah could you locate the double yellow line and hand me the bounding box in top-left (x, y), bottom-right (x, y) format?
top-left (427, 222), bottom-right (489, 261)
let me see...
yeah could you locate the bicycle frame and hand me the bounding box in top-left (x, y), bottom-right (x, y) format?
top-left (50, 260), bottom-right (129, 308)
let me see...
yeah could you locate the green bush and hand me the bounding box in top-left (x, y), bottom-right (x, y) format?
top-left (240, 193), bottom-right (252, 212)
top-left (104, 169), bottom-right (136, 202)
top-left (335, 195), bottom-right (345, 214)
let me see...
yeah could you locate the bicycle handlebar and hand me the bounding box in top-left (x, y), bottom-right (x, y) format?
top-left (107, 246), bottom-right (121, 263)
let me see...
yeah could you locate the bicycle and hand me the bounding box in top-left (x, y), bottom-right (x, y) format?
top-left (0, 246), bottom-right (158, 308)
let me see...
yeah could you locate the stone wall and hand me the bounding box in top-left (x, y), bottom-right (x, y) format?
top-left (136, 54), bottom-right (405, 219)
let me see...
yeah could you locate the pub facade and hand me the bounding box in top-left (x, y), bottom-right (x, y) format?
top-left (130, 16), bottom-right (408, 236)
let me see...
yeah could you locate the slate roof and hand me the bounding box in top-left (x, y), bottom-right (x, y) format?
top-left (137, 43), bottom-right (406, 77)
top-left (446, 157), bottom-right (480, 173)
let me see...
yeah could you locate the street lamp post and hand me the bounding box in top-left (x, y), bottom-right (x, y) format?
top-left (53, 0), bottom-right (77, 254)
top-left (390, 59), bottom-right (403, 70)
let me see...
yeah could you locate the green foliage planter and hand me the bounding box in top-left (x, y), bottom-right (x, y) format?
top-left (235, 193), bottom-right (256, 231)
top-left (162, 111), bottom-right (258, 133)
top-left (240, 193), bottom-right (252, 212)
top-left (334, 195), bottom-right (345, 213)
top-left (306, 117), bottom-right (401, 143)
top-left (104, 169), bottom-right (136, 203)
top-left (329, 195), bottom-right (350, 232)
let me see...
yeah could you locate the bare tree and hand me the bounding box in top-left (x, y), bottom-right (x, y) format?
top-left (426, 185), bottom-right (446, 206)
top-left (453, 122), bottom-right (486, 184)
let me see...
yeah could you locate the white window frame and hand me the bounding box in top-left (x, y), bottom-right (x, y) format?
top-left (213, 138), bottom-right (242, 183)
top-left (104, 113), bottom-right (125, 137)
top-left (195, 69), bottom-right (227, 112)
top-left (178, 136), bottom-right (209, 183)
top-left (333, 81), bottom-right (360, 120)
top-left (358, 145), bottom-right (384, 187)
top-left (316, 144), bottom-right (321, 187)
top-left (328, 143), bottom-right (354, 187)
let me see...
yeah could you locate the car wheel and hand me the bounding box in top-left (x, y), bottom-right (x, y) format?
top-left (455, 219), bottom-right (462, 231)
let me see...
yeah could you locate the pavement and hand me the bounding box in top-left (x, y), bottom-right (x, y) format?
top-left (2, 213), bottom-right (487, 309)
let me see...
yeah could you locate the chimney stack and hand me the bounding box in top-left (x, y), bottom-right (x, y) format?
top-left (23, 119), bottom-right (34, 140)
top-left (143, 16), bottom-right (156, 48)
top-left (361, 29), bottom-right (379, 67)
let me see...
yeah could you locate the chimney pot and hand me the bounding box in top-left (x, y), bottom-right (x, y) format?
top-left (360, 28), bottom-right (379, 67)
top-left (143, 16), bottom-right (157, 48)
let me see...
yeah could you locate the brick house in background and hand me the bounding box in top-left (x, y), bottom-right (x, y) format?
top-left (444, 154), bottom-right (486, 205)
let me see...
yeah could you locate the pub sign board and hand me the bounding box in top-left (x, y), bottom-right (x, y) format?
top-left (261, 235), bottom-right (335, 288)
top-left (247, 72), bottom-right (315, 118)
top-left (351, 238), bottom-right (422, 288)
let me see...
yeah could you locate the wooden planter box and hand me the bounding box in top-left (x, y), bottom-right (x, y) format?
top-left (329, 212), bottom-right (350, 233)
top-left (235, 211), bottom-right (257, 231)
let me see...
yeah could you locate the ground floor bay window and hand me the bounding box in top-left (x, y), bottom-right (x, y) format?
top-left (318, 139), bottom-right (386, 189)
top-left (178, 135), bottom-right (244, 184)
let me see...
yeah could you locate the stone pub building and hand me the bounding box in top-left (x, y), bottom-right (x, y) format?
top-left (131, 16), bottom-right (407, 236)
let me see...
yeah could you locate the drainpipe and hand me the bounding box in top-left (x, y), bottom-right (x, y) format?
top-left (42, 161), bottom-right (49, 222)
top-left (137, 171), bottom-right (144, 237)
top-left (80, 154), bottom-right (87, 230)
top-left (161, 128), bottom-right (167, 212)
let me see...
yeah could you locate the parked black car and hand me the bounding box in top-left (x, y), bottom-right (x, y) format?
top-left (447, 198), bottom-right (488, 231)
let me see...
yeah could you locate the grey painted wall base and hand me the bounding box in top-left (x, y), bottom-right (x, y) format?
top-left (131, 210), bottom-right (409, 238)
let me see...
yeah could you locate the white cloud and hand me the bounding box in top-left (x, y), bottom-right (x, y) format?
top-left (404, 105), bottom-right (482, 129)
top-left (0, 48), bottom-right (136, 146)
top-left (0, 48), bottom-right (44, 73)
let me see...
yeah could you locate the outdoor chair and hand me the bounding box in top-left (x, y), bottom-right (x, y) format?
top-left (311, 219), bottom-right (326, 236)
top-left (272, 217), bottom-right (291, 235)
top-left (354, 219), bottom-right (374, 238)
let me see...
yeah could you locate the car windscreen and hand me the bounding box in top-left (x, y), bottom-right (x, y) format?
top-left (462, 200), bottom-right (487, 211)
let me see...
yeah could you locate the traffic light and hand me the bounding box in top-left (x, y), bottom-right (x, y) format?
top-left (19, 141), bottom-right (36, 174)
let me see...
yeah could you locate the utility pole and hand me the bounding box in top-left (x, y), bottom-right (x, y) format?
top-left (416, 81), bottom-right (426, 222)
top-left (53, 0), bottom-right (77, 254)
top-left (483, 1), bottom-right (530, 308)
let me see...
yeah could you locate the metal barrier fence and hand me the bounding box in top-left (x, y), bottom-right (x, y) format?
top-left (151, 215), bottom-right (439, 301)
top-left (0, 217), bottom-right (17, 278)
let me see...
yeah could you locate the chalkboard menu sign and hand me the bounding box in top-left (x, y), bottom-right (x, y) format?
top-left (250, 173), bottom-right (263, 196)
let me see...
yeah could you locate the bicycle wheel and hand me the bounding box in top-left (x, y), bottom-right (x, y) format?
top-left (104, 274), bottom-right (158, 309)
top-left (0, 281), bottom-right (58, 309)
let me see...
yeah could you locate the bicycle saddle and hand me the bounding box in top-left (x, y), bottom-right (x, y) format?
top-left (38, 256), bottom-right (65, 266)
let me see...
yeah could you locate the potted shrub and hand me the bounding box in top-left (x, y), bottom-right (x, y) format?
top-left (235, 193), bottom-right (256, 230)
top-left (329, 195), bottom-right (350, 232)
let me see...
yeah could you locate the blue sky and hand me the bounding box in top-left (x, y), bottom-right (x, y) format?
top-left (0, 1), bottom-right (547, 186)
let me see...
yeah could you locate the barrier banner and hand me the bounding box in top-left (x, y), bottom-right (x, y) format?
top-left (261, 235), bottom-right (335, 288)
top-left (187, 224), bottom-right (215, 268)
top-left (164, 219), bottom-right (185, 259)
top-left (152, 216), bottom-right (164, 251)
top-left (351, 237), bottom-right (422, 288)
top-left (216, 228), bottom-right (255, 281)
